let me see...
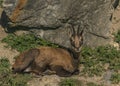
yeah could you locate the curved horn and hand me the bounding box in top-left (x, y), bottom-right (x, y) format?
top-left (68, 24), bottom-right (75, 37)
top-left (71, 24), bottom-right (75, 34)
top-left (77, 25), bottom-right (80, 35)
top-left (77, 25), bottom-right (84, 36)
top-left (80, 29), bottom-right (84, 36)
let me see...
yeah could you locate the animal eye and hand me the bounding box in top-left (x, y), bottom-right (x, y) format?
top-left (70, 39), bottom-right (75, 43)
top-left (71, 37), bottom-right (75, 41)
top-left (72, 40), bottom-right (75, 42)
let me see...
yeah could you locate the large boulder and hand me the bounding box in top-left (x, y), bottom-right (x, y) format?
top-left (1, 0), bottom-right (119, 48)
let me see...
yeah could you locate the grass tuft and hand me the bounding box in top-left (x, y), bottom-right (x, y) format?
top-left (2, 34), bottom-right (59, 52)
top-left (114, 30), bottom-right (120, 44)
top-left (0, 58), bottom-right (32, 86)
top-left (80, 46), bottom-right (120, 77)
top-left (0, 0), bottom-right (3, 6)
top-left (59, 78), bottom-right (83, 86)
top-left (110, 73), bottom-right (120, 84)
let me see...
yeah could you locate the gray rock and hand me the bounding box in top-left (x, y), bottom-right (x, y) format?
top-left (1, 0), bottom-right (119, 48)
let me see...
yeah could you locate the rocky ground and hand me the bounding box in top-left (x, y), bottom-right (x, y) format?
top-left (0, 6), bottom-right (120, 86)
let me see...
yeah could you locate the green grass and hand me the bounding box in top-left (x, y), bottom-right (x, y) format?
top-left (110, 73), bottom-right (120, 84)
top-left (80, 46), bottom-right (120, 77)
top-left (114, 30), bottom-right (120, 43)
top-left (59, 78), bottom-right (104, 86)
top-left (0, 58), bottom-right (32, 86)
top-left (59, 78), bottom-right (83, 86)
top-left (86, 82), bottom-right (104, 86)
top-left (2, 34), bottom-right (59, 52)
top-left (0, 0), bottom-right (3, 6)
top-left (76, 30), bottom-right (120, 83)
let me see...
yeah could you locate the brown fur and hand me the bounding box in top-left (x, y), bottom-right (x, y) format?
top-left (12, 46), bottom-right (78, 77)
top-left (10, 0), bottom-right (27, 22)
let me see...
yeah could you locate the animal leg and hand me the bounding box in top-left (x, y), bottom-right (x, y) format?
top-left (31, 62), bottom-right (47, 76)
top-left (43, 70), bottom-right (56, 75)
top-left (51, 65), bottom-right (72, 77)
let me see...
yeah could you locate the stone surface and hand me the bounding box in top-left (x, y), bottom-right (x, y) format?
top-left (27, 75), bottom-right (60, 86)
top-left (1, 0), bottom-right (120, 48)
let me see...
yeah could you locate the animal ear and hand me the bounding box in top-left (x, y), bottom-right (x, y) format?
top-left (21, 48), bottom-right (40, 70)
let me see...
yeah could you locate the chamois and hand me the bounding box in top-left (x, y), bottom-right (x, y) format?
top-left (12, 47), bottom-right (78, 77)
top-left (12, 24), bottom-right (83, 77)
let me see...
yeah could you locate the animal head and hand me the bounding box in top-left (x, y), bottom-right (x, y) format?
top-left (12, 48), bottom-right (40, 73)
top-left (68, 24), bottom-right (84, 52)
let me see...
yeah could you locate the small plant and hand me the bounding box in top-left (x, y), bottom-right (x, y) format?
top-left (86, 82), bottom-right (103, 86)
top-left (114, 30), bottom-right (120, 44)
top-left (0, 58), bottom-right (32, 86)
top-left (0, 58), bottom-right (10, 75)
top-left (110, 73), bottom-right (120, 84)
top-left (0, 0), bottom-right (3, 6)
top-left (59, 78), bottom-right (83, 86)
top-left (80, 46), bottom-right (104, 76)
top-left (80, 46), bottom-right (120, 77)
top-left (2, 34), bottom-right (59, 52)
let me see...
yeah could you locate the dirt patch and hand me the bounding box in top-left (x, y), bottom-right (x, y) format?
top-left (0, 26), bottom-right (19, 64)
top-left (28, 75), bottom-right (61, 86)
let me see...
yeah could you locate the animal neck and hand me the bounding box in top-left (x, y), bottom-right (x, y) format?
top-left (59, 45), bottom-right (81, 60)
top-left (72, 50), bottom-right (80, 60)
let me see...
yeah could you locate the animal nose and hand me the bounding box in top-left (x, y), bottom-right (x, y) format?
top-left (12, 67), bottom-right (14, 70)
top-left (12, 67), bottom-right (17, 73)
top-left (76, 47), bottom-right (79, 50)
top-left (74, 44), bottom-right (80, 50)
